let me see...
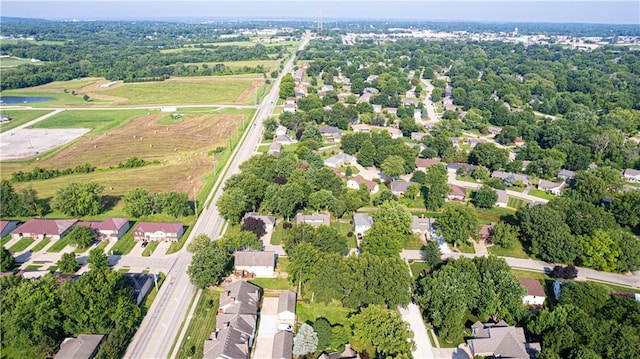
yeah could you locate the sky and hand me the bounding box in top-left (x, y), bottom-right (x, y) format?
top-left (1, 1), bottom-right (639, 24)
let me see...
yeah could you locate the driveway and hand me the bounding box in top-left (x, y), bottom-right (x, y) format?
top-left (253, 297), bottom-right (279, 359)
top-left (399, 303), bottom-right (435, 359)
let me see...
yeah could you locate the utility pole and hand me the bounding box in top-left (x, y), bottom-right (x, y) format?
top-left (193, 186), bottom-right (198, 218)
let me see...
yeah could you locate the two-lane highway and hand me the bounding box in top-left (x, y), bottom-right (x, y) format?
top-left (124, 34), bottom-right (310, 359)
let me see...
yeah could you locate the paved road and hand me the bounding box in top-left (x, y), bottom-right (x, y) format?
top-left (399, 303), bottom-right (435, 359)
top-left (420, 79), bottom-right (438, 123)
top-left (124, 35), bottom-right (310, 359)
top-left (401, 250), bottom-right (640, 289)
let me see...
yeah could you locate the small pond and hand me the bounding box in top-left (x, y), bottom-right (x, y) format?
top-left (0, 96), bottom-right (54, 105)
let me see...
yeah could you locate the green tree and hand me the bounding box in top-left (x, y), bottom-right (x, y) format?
top-left (609, 191), bottom-right (640, 228)
top-left (122, 188), bottom-right (153, 217)
top-left (57, 252), bottom-right (80, 273)
top-left (517, 205), bottom-right (578, 263)
top-left (356, 140), bottom-right (376, 167)
top-left (0, 180), bottom-right (19, 217)
top-left (0, 246), bottom-right (15, 271)
top-left (576, 229), bottom-right (621, 272)
top-left (187, 233), bottom-right (211, 253)
top-left (279, 73), bottom-right (295, 99)
top-left (471, 165), bottom-right (490, 181)
top-left (293, 323), bottom-right (318, 356)
top-left (309, 189), bottom-right (334, 212)
top-left (264, 182), bottom-right (306, 219)
top-left (469, 142), bottom-right (509, 170)
top-left (153, 191), bottom-right (191, 217)
top-left (350, 305), bottom-right (415, 358)
top-left (559, 282), bottom-right (611, 316)
top-left (217, 231), bottom-right (261, 254)
top-left (381, 155), bottom-right (406, 178)
top-left (313, 318), bottom-right (333, 352)
top-left (436, 205), bottom-right (479, 247)
top-left (374, 201), bottom-right (412, 235)
top-left (491, 222), bottom-right (518, 248)
top-left (66, 225), bottom-right (97, 249)
top-left (216, 187), bottom-right (248, 224)
top-left (404, 183), bottom-right (421, 199)
top-left (472, 185), bottom-right (498, 208)
top-left (53, 182), bottom-right (104, 216)
top-left (187, 242), bottom-right (230, 288)
top-left (423, 240), bottom-right (442, 269)
top-left (87, 248), bottom-right (109, 270)
top-left (361, 223), bottom-right (404, 257)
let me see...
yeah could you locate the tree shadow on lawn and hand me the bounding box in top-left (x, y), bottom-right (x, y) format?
top-left (101, 195), bottom-right (122, 212)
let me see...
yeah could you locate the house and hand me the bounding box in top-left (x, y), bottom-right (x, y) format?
top-left (285, 97), bottom-right (296, 105)
top-left (0, 220), bottom-right (19, 238)
top-left (370, 125), bottom-right (402, 139)
top-left (353, 213), bottom-right (374, 238)
top-left (10, 218), bottom-right (77, 240)
top-left (468, 138), bottom-right (487, 148)
top-left (495, 190), bottom-right (509, 208)
top-left (296, 214), bottom-right (330, 228)
top-left (357, 93), bottom-right (371, 103)
top-left (234, 251), bottom-right (276, 278)
top-left (54, 334), bottom-right (105, 359)
top-left (219, 281), bottom-right (261, 315)
top-left (623, 168), bottom-right (640, 183)
top-left (346, 175), bottom-right (379, 194)
top-left (132, 222), bottom-right (184, 242)
top-left (385, 107), bottom-right (398, 116)
top-left (77, 218), bottom-right (130, 241)
top-left (283, 104), bottom-right (297, 113)
top-left (390, 181), bottom-right (415, 196)
top-left (372, 104), bottom-right (382, 113)
top-left (275, 125), bottom-right (288, 137)
top-left (538, 179), bottom-right (568, 196)
top-left (277, 290), bottom-right (297, 325)
top-left (447, 184), bottom-right (466, 201)
top-left (215, 313), bottom-right (257, 346)
top-left (324, 152), bottom-right (357, 168)
top-left (415, 158), bottom-right (440, 171)
top-left (518, 278), bottom-right (546, 306)
top-left (203, 327), bottom-right (250, 359)
top-left (479, 224), bottom-right (495, 241)
top-left (123, 273), bottom-right (154, 305)
top-left (350, 123), bottom-right (371, 133)
top-left (318, 344), bottom-right (360, 359)
top-left (557, 169), bottom-right (576, 180)
top-left (321, 84), bottom-right (334, 92)
top-left (242, 212), bottom-right (276, 232)
top-left (447, 162), bottom-right (477, 172)
top-left (411, 132), bottom-right (429, 141)
top-left (320, 126), bottom-right (343, 143)
top-left (273, 134), bottom-right (295, 145)
top-left (467, 321), bottom-right (540, 359)
top-left (293, 69), bottom-right (304, 83)
top-left (412, 216), bottom-right (434, 237)
top-left (268, 141), bottom-right (282, 155)
top-left (491, 171), bottom-right (530, 186)
top-left (272, 331), bottom-right (293, 359)
top-left (487, 126), bottom-right (502, 135)
top-left (363, 86), bottom-right (378, 93)
top-left (513, 137), bottom-right (525, 147)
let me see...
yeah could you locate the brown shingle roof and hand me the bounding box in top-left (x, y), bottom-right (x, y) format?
top-left (518, 278), bottom-right (546, 297)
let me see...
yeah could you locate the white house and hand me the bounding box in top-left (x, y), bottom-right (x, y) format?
top-left (538, 179), bottom-right (568, 196)
top-left (277, 290), bottom-right (297, 325)
top-left (77, 218), bottom-right (130, 241)
top-left (324, 152), bottom-right (357, 168)
top-left (353, 213), bottom-right (374, 238)
top-left (275, 125), bottom-right (288, 137)
top-left (519, 278), bottom-right (546, 306)
top-left (268, 141), bottom-right (281, 155)
top-left (234, 251), bottom-right (276, 278)
top-left (412, 216), bottom-right (434, 239)
top-left (273, 134), bottom-right (295, 145)
top-left (296, 214), bottom-right (330, 228)
top-left (346, 175), bottom-right (379, 194)
top-left (623, 168), bottom-right (640, 183)
top-left (283, 104), bottom-right (297, 113)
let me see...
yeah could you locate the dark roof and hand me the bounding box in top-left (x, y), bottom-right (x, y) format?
top-left (203, 327), bottom-right (249, 359)
top-left (11, 218), bottom-right (77, 236)
top-left (320, 126), bottom-right (342, 134)
top-left (272, 331), bottom-right (294, 359)
top-left (278, 290), bottom-right (297, 314)
top-left (235, 251), bottom-right (275, 268)
top-left (219, 281), bottom-right (260, 314)
top-left (518, 278), bottom-right (546, 297)
top-left (77, 218), bottom-right (129, 232)
top-left (54, 335), bottom-right (104, 359)
top-left (132, 222), bottom-right (183, 234)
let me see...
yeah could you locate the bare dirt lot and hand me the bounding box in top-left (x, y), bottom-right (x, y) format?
top-left (0, 128), bottom-right (91, 161)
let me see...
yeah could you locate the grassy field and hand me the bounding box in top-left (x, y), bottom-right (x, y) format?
top-left (8, 237), bottom-right (34, 252)
top-left (31, 109), bottom-right (151, 135)
top-left (32, 78), bottom-right (99, 90)
top-left (0, 57), bottom-right (35, 67)
top-left (30, 239), bottom-right (51, 252)
top-left (507, 197), bottom-right (530, 209)
top-left (47, 236), bottom-right (73, 253)
top-left (270, 222), bottom-right (286, 245)
top-left (175, 290), bottom-right (221, 359)
top-left (409, 261), bottom-right (430, 277)
top-left (0, 39), bottom-right (65, 46)
top-left (529, 189), bottom-right (556, 200)
top-left (487, 240), bottom-right (529, 259)
top-left (248, 277), bottom-right (293, 290)
top-left (296, 300), bottom-right (355, 328)
top-left (98, 77), bottom-right (262, 105)
top-left (0, 109), bottom-right (53, 133)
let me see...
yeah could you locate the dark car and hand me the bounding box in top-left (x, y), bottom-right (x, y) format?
top-left (141, 241), bottom-right (149, 248)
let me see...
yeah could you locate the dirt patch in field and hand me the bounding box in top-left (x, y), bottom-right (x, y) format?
top-left (5, 113), bottom-right (242, 197)
top-left (236, 79), bottom-right (264, 104)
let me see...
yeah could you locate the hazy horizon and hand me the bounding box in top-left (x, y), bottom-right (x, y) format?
top-left (1, 1), bottom-right (639, 25)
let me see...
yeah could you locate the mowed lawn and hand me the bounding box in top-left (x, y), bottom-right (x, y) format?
top-left (175, 290), bottom-right (221, 359)
top-left (0, 90), bottom-right (95, 107)
top-left (98, 78), bottom-right (263, 105)
top-left (0, 109), bottom-right (53, 133)
top-left (31, 109), bottom-right (151, 135)
top-left (185, 59), bottom-right (281, 72)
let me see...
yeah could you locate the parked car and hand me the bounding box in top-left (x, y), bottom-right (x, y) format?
top-left (277, 323), bottom-right (293, 332)
top-left (141, 241), bottom-right (149, 248)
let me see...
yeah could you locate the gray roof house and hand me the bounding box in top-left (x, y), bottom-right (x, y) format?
top-left (242, 212), bottom-right (276, 230)
top-left (273, 134), bottom-right (295, 145)
top-left (268, 141), bottom-right (282, 155)
top-left (412, 216), bottom-right (435, 234)
top-left (353, 213), bottom-right (374, 237)
top-left (318, 344), bottom-right (360, 359)
top-left (320, 126), bottom-right (343, 135)
top-left (215, 313), bottom-right (257, 344)
top-left (218, 281), bottom-right (261, 315)
top-left (277, 290), bottom-right (297, 324)
top-left (324, 152), bottom-right (357, 168)
top-left (538, 179), bottom-right (568, 196)
top-left (623, 168), bottom-right (640, 183)
top-left (390, 181), bottom-right (416, 196)
top-left (234, 251), bottom-right (276, 278)
top-left (54, 334), bottom-right (105, 359)
top-left (272, 331), bottom-right (293, 359)
top-left (495, 189), bottom-right (509, 207)
top-left (467, 321), bottom-right (540, 359)
top-left (557, 169), bottom-right (576, 180)
top-left (491, 171), bottom-right (530, 185)
top-left (203, 327), bottom-right (250, 359)
top-left (296, 214), bottom-right (330, 228)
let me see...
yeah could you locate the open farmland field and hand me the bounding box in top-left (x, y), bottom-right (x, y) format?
top-left (95, 76), bottom-right (264, 105)
top-left (0, 109), bottom-right (53, 133)
top-left (30, 78), bottom-right (100, 90)
top-left (0, 39), bottom-right (65, 46)
top-left (2, 110), bottom-right (248, 206)
top-left (0, 57), bottom-right (36, 68)
top-left (30, 109), bottom-right (152, 135)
